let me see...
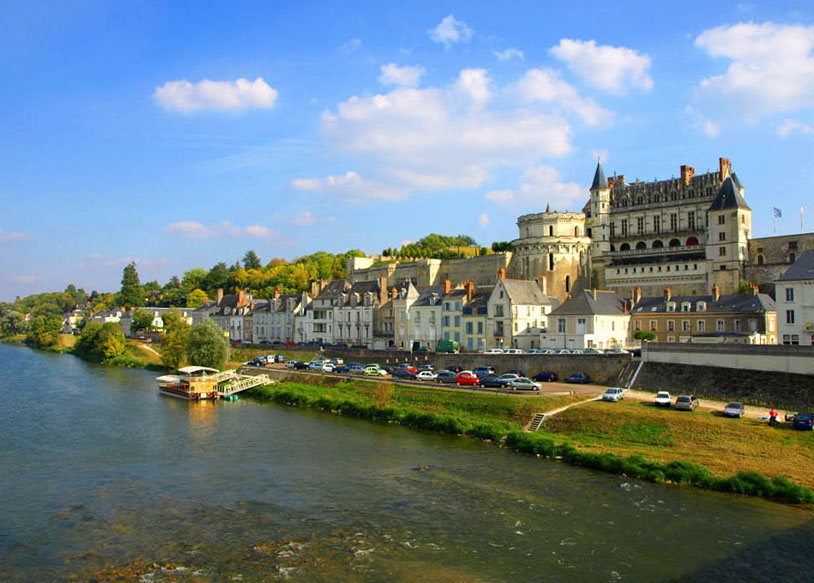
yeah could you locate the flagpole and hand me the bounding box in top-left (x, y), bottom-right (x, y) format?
top-left (773, 204), bottom-right (776, 235)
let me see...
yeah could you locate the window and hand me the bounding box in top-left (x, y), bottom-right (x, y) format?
top-left (687, 211), bottom-right (695, 230)
top-left (465, 322), bottom-right (473, 334)
top-left (477, 322), bottom-right (483, 334)
top-left (649, 320), bottom-right (657, 331)
top-left (716, 320), bottom-right (725, 332)
top-left (696, 302), bottom-right (706, 312)
top-left (635, 320), bottom-right (641, 331)
top-left (455, 302), bottom-right (461, 311)
top-left (786, 310), bottom-right (795, 324)
top-left (670, 214), bottom-right (677, 231)
top-left (414, 312), bottom-right (420, 323)
top-left (653, 216), bottom-right (661, 233)
top-left (495, 305), bottom-right (504, 317)
top-left (698, 321), bottom-right (705, 332)
top-left (735, 320), bottom-right (741, 332)
top-left (621, 219), bottom-right (628, 236)
top-left (444, 302), bottom-right (451, 311)
top-left (637, 217), bottom-right (644, 234)
top-left (718, 232), bottom-right (726, 241)
top-left (682, 320), bottom-right (691, 331)
top-left (668, 320), bottom-right (675, 331)
top-left (790, 253), bottom-right (796, 263)
top-left (681, 302), bottom-right (691, 312)
top-left (786, 288), bottom-right (794, 302)
top-left (549, 226), bottom-right (554, 236)
top-left (557, 319), bottom-right (566, 333)
top-left (454, 316), bottom-right (460, 327)
top-left (719, 247), bottom-right (726, 257)
top-left (610, 223), bottom-right (616, 238)
top-left (442, 316), bottom-right (450, 326)
top-left (667, 336), bottom-right (675, 343)
top-left (718, 215), bottom-right (725, 225)
top-left (667, 302), bottom-right (676, 312)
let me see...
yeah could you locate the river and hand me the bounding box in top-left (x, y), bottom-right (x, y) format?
top-left (1, 343), bottom-right (813, 582)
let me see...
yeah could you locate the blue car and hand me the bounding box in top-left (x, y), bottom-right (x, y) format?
top-left (565, 372), bottom-right (590, 384)
top-left (792, 412), bottom-right (814, 430)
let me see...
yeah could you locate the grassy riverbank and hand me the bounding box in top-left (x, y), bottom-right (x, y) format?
top-left (249, 380), bottom-right (814, 505)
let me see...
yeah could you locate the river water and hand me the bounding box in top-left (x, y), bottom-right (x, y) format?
top-left (1, 343), bottom-right (813, 582)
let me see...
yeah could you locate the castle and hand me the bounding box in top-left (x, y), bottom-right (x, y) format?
top-left (349, 157), bottom-right (812, 302)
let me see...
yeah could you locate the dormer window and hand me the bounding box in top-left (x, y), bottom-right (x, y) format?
top-left (666, 302), bottom-right (676, 312)
top-left (681, 302), bottom-right (691, 312)
top-left (696, 302), bottom-right (707, 312)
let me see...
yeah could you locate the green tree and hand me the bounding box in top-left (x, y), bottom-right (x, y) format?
top-left (186, 319), bottom-right (228, 370)
top-left (119, 262), bottom-right (143, 308)
top-left (186, 288), bottom-right (209, 308)
top-left (633, 330), bottom-right (657, 341)
top-left (242, 250), bottom-right (262, 270)
top-left (98, 323), bottom-right (126, 359)
top-left (75, 322), bottom-right (103, 356)
top-left (130, 310), bottom-right (154, 333)
top-left (25, 314), bottom-right (62, 348)
top-left (0, 311), bottom-right (28, 336)
top-left (491, 241), bottom-right (513, 252)
top-left (161, 308), bottom-right (190, 369)
top-left (182, 267), bottom-right (208, 289)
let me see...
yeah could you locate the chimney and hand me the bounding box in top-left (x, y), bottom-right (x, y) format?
top-left (719, 157), bottom-right (731, 180)
top-left (238, 290), bottom-right (246, 306)
top-left (273, 289), bottom-right (280, 299)
top-left (663, 287), bottom-right (672, 302)
top-left (391, 287), bottom-right (398, 300)
top-left (217, 288), bottom-right (224, 304)
top-left (443, 279), bottom-right (452, 294)
top-left (712, 284), bottom-right (720, 302)
top-left (536, 275), bottom-right (547, 295)
top-left (592, 289), bottom-right (597, 301)
top-left (636, 285), bottom-right (642, 304)
top-left (751, 283), bottom-right (758, 296)
top-left (379, 274), bottom-right (388, 305)
top-left (466, 280), bottom-right (474, 302)
top-left (623, 300), bottom-right (628, 314)
top-left (680, 165), bottom-right (695, 186)
top-left (498, 268), bottom-right (506, 280)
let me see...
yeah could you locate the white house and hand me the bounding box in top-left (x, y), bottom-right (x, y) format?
top-left (776, 249), bottom-right (814, 346)
top-left (540, 289), bottom-right (631, 350)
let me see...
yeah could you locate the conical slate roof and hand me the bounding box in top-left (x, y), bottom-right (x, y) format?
top-left (590, 161), bottom-right (608, 190)
top-left (709, 176), bottom-right (750, 211)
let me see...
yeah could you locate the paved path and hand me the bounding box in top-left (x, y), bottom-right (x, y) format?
top-left (624, 389), bottom-right (792, 420)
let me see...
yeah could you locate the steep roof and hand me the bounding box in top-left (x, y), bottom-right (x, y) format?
top-left (590, 160), bottom-right (608, 190)
top-left (709, 176), bottom-right (750, 211)
top-left (463, 287), bottom-right (492, 315)
top-left (316, 279), bottom-right (350, 299)
top-left (777, 249), bottom-right (814, 281)
top-left (550, 290), bottom-right (627, 316)
top-left (501, 279), bottom-right (558, 307)
top-left (412, 285), bottom-right (445, 307)
top-left (631, 293), bottom-right (775, 314)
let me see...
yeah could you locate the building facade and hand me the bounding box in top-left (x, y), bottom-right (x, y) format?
top-left (776, 249), bottom-right (814, 345)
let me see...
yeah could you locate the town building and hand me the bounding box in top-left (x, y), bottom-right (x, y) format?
top-left (629, 285), bottom-right (776, 344)
top-left (119, 307), bottom-right (194, 337)
top-left (486, 271), bottom-right (558, 349)
top-left (251, 291), bottom-right (310, 344)
top-left (539, 289), bottom-right (630, 350)
top-left (775, 249), bottom-right (814, 345)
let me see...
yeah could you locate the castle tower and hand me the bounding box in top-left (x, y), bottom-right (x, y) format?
top-left (706, 174), bottom-right (752, 294)
top-left (586, 160), bottom-right (611, 287)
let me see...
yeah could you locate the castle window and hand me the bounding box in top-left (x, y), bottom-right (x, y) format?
top-left (670, 214), bottom-right (678, 231)
top-left (719, 247), bottom-right (726, 256)
top-left (620, 243), bottom-right (630, 251)
top-left (637, 217), bottom-right (644, 233)
top-left (636, 242), bottom-right (647, 250)
top-left (719, 232), bottom-right (726, 241)
top-left (549, 253), bottom-right (554, 270)
top-left (575, 227), bottom-right (580, 236)
top-left (549, 226), bottom-right (554, 236)
top-left (671, 191), bottom-right (677, 201)
top-left (653, 216), bottom-right (661, 233)
top-left (688, 211), bottom-right (696, 230)
top-left (621, 219), bottom-right (628, 236)
top-left (718, 215), bottom-right (726, 225)
top-left (686, 236), bottom-right (699, 246)
top-left (565, 276), bottom-right (571, 293)
top-left (790, 253), bottom-right (796, 263)
top-left (757, 255), bottom-right (764, 265)
top-left (669, 239), bottom-right (680, 247)
top-left (653, 240), bottom-right (664, 249)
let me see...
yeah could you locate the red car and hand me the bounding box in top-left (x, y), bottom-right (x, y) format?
top-left (456, 372), bottom-right (480, 386)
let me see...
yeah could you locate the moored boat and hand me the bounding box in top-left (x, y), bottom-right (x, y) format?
top-left (156, 366), bottom-right (222, 400)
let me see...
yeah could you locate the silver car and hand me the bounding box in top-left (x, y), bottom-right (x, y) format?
top-left (675, 395), bottom-right (699, 411)
top-left (508, 377), bottom-right (541, 391)
top-left (602, 387), bottom-right (625, 402)
top-left (723, 401), bottom-right (744, 418)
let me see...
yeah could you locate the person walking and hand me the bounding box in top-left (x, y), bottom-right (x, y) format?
top-left (769, 408), bottom-right (779, 427)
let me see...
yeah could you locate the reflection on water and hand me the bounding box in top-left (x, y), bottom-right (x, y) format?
top-left (1, 343), bottom-right (813, 582)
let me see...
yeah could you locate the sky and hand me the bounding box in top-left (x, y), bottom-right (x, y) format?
top-left (2, 0), bottom-right (814, 299)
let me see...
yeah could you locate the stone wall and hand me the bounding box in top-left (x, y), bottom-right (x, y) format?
top-left (348, 254), bottom-right (511, 288)
top-left (643, 342), bottom-right (814, 375)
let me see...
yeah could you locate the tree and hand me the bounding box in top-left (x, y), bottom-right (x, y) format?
top-left (130, 310), bottom-right (154, 333)
top-left (25, 314), bottom-right (62, 348)
top-left (182, 267), bottom-right (208, 289)
top-left (186, 319), bottom-right (228, 370)
top-left (491, 241), bottom-right (513, 252)
top-left (98, 323), bottom-right (126, 359)
top-left (186, 288), bottom-right (209, 308)
top-left (119, 262), bottom-right (143, 309)
top-left (161, 308), bottom-right (190, 369)
top-left (1, 311), bottom-right (28, 336)
top-left (633, 330), bottom-right (657, 341)
top-left (242, 250), bottom-right (262, 270)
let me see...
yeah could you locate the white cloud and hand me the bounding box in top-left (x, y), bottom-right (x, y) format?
top-left (10, 274), bottom-right (38, 284)
top-left (485, 165), bottom-right (584, 209)
top-left (428, 15), bottom-right (473, 47)
top-left (0, 230), bottom-right (27, 243)
top-left (684, 105), bottom-right (721, 136)
top-left (275, 211), bottom-right (336, 227)
top-left (162, 220), bottom-right (283, 239)
top-left (694, 22), bottom-right (814, 116)
top-left (550, 39), bottom-right (653, 95)
top-left (321, 69), bottom-right (576, 194)
top-left (494, 48), bottom-right (524, 61)
top-left (153, 77), bottom-right (278, 112)
top-left (290, 171), bottom-right (407, 203)
top-left (478, 213), bottom-right (490, 227)
top-left (777, 118), bottom-right (814, 137)
top-left (513, 68), bottom-right (612, 125)
top-left (379, 63), bottom-right (425, 87)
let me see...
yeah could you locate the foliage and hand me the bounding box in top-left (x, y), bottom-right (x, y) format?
top-left (130, 310), bottom-right (154, 332)
top-left (25, 314), bottom-right (62, 347)
top-left (242, 250), bottom-right (262, 270)
top-left (633, 330), bottom-right (657, 341)
top-left (0, 310), bottom-right (28, 336)
top-left (182, 267), bottom-right (208, 289)
top-left (383, 233), bottom-right (480, 260)
top-left (119, 262), bottom-right (143, 309)
top-left (161, 309), bottom-right (190, 369)
top-left (491, 241), bottom-right (513, 252)
top-left (74, 321), bottom-right (126, 361)
top-left (186, 319), bottom-right (228, 370)
top-left (186, 288), bottom-right (209, 308)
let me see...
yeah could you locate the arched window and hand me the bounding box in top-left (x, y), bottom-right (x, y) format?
top-left (575, 226), bottom-right (580, 236)
top-left (686, 236), bottom-right (699, 246)
top-left (587, 228), bottom-right (592, 238)
top-left (610, 244), bottom-right (616, 251)
top-left (757, 255), bottom-right (764, 265)
top-left (549, 226), bottom-right (554, 236)
top-left (636, 241), bottom-right (647, 250)
top-left (671, 191), bottom-right (677, 201)
top-left (636, 196), bottom-right (643, 205)
top-left (669, 239), bottom-right (681, 247)
top-left (652, 240), bottom-right (664, 249)
top-left (620, 243), bottom-right (631, 251)
top-left (548, 253), bottom-right (554, 270)
top-left (565, 275), bottom-right (571, 293)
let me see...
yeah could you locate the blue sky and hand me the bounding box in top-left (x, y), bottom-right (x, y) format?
top-left (2, 0), bottom-right (814, 299)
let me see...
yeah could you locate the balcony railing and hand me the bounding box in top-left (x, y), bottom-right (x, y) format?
top-left (607, 243), bottom-right (703, 257)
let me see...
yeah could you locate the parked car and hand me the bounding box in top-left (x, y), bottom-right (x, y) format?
top-left (334, 364), bottom-right (350, 374)
top-left (501, 369), bottom-right (525, 377)
top-left (415, 371), bottom-right (438, 381)
top-left (364, 365), bottom-right (387, 376)
top-left (285, 360), bottom-right (298, 369)
top-left (274, 354), bottom-right (286, 363)
top-left (418, 364), bottom-right (436, 372)
top-left (532, 371), bottom-right (557, 382)
top-left (414, 346), bottom-right (430, 352)
top-left (497, 373), bottom-right (521, 383)
top-left (293, 361), bottom-right (309, 370)
top-left (675, 395), bottom-right (699, 411)
top-left (565, 373), bottom-right (590, 384)
top-left (654, 391), bottom-right (672, 407)
top-left (508, 377), bottom-right (541, 391)
top-left (259, 340), bottom-right (271, 345)
top-left (436, 339), bottom-right (460, 353)
top-left (482, 348), bottom-right (504, 354)
top-left (321, 363), bottom-right (336, 372)
top-left (329, 357), bottom-right (344, 366)
top-left (308, 360), bottom-right (326, 370)
top-left (395, 365), bottom-right (418, 374)
top-left (392, 368), bottom-right (417, 379)
top-left (473, 366), bottom-right (496, 378)
top-left (582, 348), bottom-right (601, 354)
top-left (503, 348), bottom-right (524, 354)
top-left (479, 374), bottom-right (511, 388)
top-left (348, 364), bottom-right (366, 375)
top-left (456, 372), bottom-right (480, 386)
top-left (602, 387), bottom-right (625, 402)
top-left (436, 370), bottom-right (459, 383)
top-left (723, 402), bottom-right (745, 418)
top-left (792, 412), bottom-right (814, 430)
top-left (445, 366), bottom-right (463, 373)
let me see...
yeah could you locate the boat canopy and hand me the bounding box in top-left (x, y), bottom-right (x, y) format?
top-left (155, 375), bottom-right (181, 383)
top-left (177, 366), bottom-right (220, 375)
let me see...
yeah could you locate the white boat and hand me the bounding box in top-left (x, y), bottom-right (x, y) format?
top-left (156, 366), bottom-right (222, 400)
